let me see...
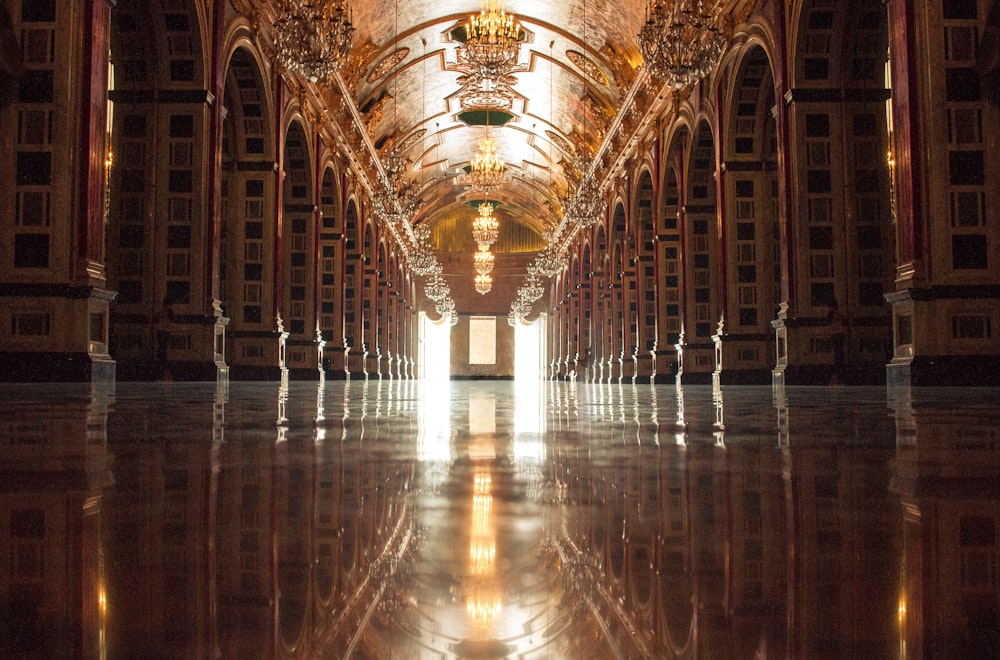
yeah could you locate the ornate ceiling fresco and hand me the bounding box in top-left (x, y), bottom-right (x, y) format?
top-left (347, 0), bottom-right (645, 244)
top-left (236, 0), bottom-right (752, 269)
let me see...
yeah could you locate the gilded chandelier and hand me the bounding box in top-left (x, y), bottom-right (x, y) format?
top-left (463, 0), bottom-right (522, 79)
top-left (474, 247), bottom-right (495, 276)
top-left (637, 0), bottom-right (731, 88)
top-left (468, 135), bottom-right (506, 191)
top-left (474, 273), bottom-right (493, 295)
top-left (472, 203), bottom-right (500, 248)
top-left (272, 0), bottom-right (355, 82)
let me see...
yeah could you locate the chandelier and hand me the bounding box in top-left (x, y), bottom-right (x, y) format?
top-left (436, 297), bottom-right (458, 325)
top-left (475, 273), bottom-right (493, 295)
top-left (468, 134), bottom-right (506, 191)
top-left (272, 0), bottom-right (355, 82)
top-left (474, 247), bottom-right (495, 276)
top-left (508, 275), bottom-right (545, 322)
top-left (422, 270), bottom-right (457, 324)
top-left (408, 225), bottom-right (440, 275)
top-left (472, 203), bottom-right (500, 248)
top-left (425, 272), bottom-right (449, 302)
top-left (636, 0), bottom-right (731, 88)
top-left (409, 244), bottom-right (439, 276)
top-left (565, 178), bottom-right (606, 228)
top-left (463, 0), bottom-right (522, 79)
top-left (521, 275), bottom-right (544, 302)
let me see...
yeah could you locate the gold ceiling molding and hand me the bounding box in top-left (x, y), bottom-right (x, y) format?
top-left (566, 50), bottom-right (609, 87)
top-left (453, 73), bottom-right (520, 112)
top-left (545, 130), bottom-right (576, 159)
top-left (363, 92), bottom-right (392, 138)
top-left (367, 47), bottom-right (410, 83)
top-left (339, 40), bottom-right (378, 92)
top-left (394, 128), bottom-right (427, 154)
top-left (599, 42), bottom-right (641, 91)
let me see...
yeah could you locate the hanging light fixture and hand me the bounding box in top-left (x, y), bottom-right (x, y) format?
top-left (468, 134), bottom-right (506, 191)
top-left (636, 0), bottom-right (731, 88)
top-left (474, 246), bottom-right (495, 276)
top-left (272, 0), bottom-right (355, 82)
top-left (409, 226), bottom-right (439, 275)
top-left (462, 0), bottom-right (522, 79)
top-left (425, 272), bottom-right (450, 302)
top-left (472, 203), bottom-right (500, 248)
top-left (475, 273), bottom-right (493, 295)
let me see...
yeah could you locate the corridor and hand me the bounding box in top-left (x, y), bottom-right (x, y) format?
top-left (2, 380), bottom-right (999, 658)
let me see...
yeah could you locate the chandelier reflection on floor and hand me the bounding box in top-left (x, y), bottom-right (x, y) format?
top-left (463, 0), bottom-right (522, 79)
top-left (273, 0), bottom-right (355, 82)
top-left (636, 0), bottom-right (730, 87)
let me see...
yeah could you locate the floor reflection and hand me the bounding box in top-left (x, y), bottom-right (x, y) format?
top-left (1, 380), bottom-right (998, 659)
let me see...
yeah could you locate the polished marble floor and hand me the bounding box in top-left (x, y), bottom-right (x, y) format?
top-left (1, 379), bottom-right (999, 659)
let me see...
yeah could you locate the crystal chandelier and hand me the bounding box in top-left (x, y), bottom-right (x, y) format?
top-left (472, 203), bottom-right (500, 248)
top-left (508, 275), bottom-right (545, 322)
top-left (272, 0), bottom-right (355, 82)
top-left (475, 273), bottom-right (493, 295)
top-left (436, 297), bottom-right (458, 325)
top-left (425, 272), bottom-right (450, 302)
top-left (468, 134), bottom-right (506, 191)
top-left (408, 225), bottom-right (440, 275)
top-left (463, 0), bottom-right (522, 79)
top-left (636, 0), bottom-right (731, 88)
top-left (422, 270), bottom-right (457, 324)
top-left (521, 275), bottom-right (543, 302)
top-left (474, 247), bottom-right (495, 276)
top-left (565, 178), bottom-right (606, 228)
top-left (534, 248), bottom-right (566, 276)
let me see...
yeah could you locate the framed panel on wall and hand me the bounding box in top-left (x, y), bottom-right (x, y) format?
top-left (469, 316), bottom-right (496, 365)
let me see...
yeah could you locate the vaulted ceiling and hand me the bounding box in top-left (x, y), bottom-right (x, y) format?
top-left (235, 1), bottom-right (751, 258)
top-left (337, 0), bottom-right (649, 253)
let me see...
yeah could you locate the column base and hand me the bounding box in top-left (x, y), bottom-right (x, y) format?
top-left (228, 364), bottom-right (286, 381)
top-left (713, 367), bottom-right (773, 385)
top-left (772, 363), bottom-right (887, 386)
top-left (287, 366), bottom-right (322, 381)
top-left (0, 352), bottom-right (117, 383)
top-left (679, 371), bottom-right (714, 385)
top-left (886, 355), bottom-right (1000, 387)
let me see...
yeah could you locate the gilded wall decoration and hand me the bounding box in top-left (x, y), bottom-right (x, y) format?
top-left (600, 44), bottom-right (638, 91)
top-left (340, 41), bottom-right (378, 93)
top-left (566, 50), bottom-right (609, 87)
top-left (545, 130), bottom-right (576, 160)
top-left (367, 47), bottom-right (410, 83)
top-left (395, 128), bottom-right (427, 154)
top-left (363, 93), bottom-right (392, 138)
